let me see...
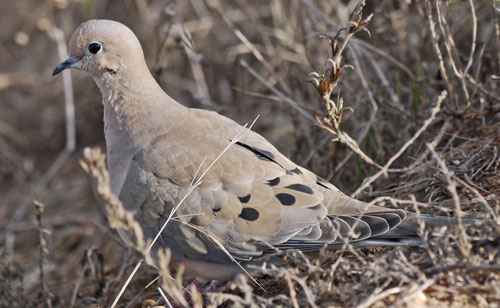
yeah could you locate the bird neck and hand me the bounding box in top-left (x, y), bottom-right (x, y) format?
top-left (98, 66), bottom-right (185, 149)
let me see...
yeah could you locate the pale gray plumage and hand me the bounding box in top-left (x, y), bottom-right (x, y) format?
top-left (54, 19), bottom-right (425, 280)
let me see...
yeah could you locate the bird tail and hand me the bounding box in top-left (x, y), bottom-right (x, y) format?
top-left (355, 213), bottom-right (487, 248)
top-left (384, 212), bottom-right (484, 236)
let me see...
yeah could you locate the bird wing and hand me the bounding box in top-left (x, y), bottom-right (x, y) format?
top-left (118, 108), bottom-right (405, 263)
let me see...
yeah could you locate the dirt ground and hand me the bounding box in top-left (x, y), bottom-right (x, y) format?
top-left (1, 0), bottom-right (500, 307)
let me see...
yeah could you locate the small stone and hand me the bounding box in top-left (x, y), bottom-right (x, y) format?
top-left (14, 32), bottom-right (29, 46)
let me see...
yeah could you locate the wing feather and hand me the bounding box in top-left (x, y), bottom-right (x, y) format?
top-left (121, 109), bottom-right (410, 264)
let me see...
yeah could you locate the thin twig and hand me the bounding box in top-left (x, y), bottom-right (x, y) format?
top-left (109, 260), bottom-right (144, 308)
top-left (391, 119), bottom-right (451, 173)
top-left (435, 0), bottom-right (472, 106)
top-left (354, 286), bottom-right (402, 308)
top-left (284, 274), bottom-right (300, 308)
top-left (70, 257), bottom-right (89, 308)
top-left (427, 143), bottom-right (472, 257)
top-left (346, 43), bottom-right (380, 167)
top-left (396, 279), bottom-right (435, 306)
top-left (425, 0), bottom-right (456, 106)
top-left (35, 200), bottom-right (53, 308)
top-left (3, 27), bottom-right (76, 261)
top-left (424, 264), bottom-right (500, 275)
top-left (124, 275), bottom-right (160, 308)
top-left (301, 0), bottom-right (416, 79)
top-left (211, 2), bottom-right (294, 96)
top-left (352, 90), bottom-right (447, 197)
top-left (171, 22), bottom-right (219, 110)
top-left (492, 0), bottom-right (500, 75)
top-left (158, 287), bottom-right (174, 308)
top-left (240, 59), bottom-right (315, 121)
top-left (463, 0), bottom-right (477, 76)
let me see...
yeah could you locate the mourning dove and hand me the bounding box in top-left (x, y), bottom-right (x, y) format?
top-left (52, 20), bottom-right (442, 280)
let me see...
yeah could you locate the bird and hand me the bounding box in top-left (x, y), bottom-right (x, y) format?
top-left (53, 19), bottom-right (463, 281)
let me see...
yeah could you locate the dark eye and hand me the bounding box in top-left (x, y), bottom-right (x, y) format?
top-left (87, 41), bottom-right (102, 55)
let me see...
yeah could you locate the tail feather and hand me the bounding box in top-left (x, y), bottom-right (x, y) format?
top-left (271, 213), bottom-right (489, 254)
top-left (376, 213), bottom-right (486, 239)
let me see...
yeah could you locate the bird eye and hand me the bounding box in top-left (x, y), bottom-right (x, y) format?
top-left (86, 41), bottom-right (102, 55)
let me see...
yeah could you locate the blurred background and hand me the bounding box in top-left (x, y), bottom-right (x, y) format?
top-left (1, 0), bottom-right (499, 307)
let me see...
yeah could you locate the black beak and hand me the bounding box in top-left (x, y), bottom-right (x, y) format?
top-left (52, 56), bottom-right (80, 76)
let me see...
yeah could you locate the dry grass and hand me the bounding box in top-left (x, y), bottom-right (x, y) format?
top-left (1, 0), bottom-right (500, 307)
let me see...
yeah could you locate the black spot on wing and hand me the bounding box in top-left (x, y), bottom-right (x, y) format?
top-left (267, 177), bottom-right (280, 186)
top-left (316, 175), bottom-right (331, 189)
top-left (285, 184), bottom-right (313, 194)
top-left (239, 208), bottom-right (259, 221)
top-left (257, 149), bottom-right (275, 159)
top-left (235, 141), bottom-right (280, 164)
top-left (286, 167), bottom-right (302, 175)
top-left (317, 175), bottom-right (328, 183)
top-left (238, 194), bottom-right (251, 203)
top-left (276, 193), bottom-right (296, 206)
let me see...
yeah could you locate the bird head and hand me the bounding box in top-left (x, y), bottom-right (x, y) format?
top-left (52, 19), bottom-right (146, 82)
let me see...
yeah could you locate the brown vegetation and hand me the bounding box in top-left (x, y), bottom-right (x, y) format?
top-left (1, 0), bottom-right (499, 307)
